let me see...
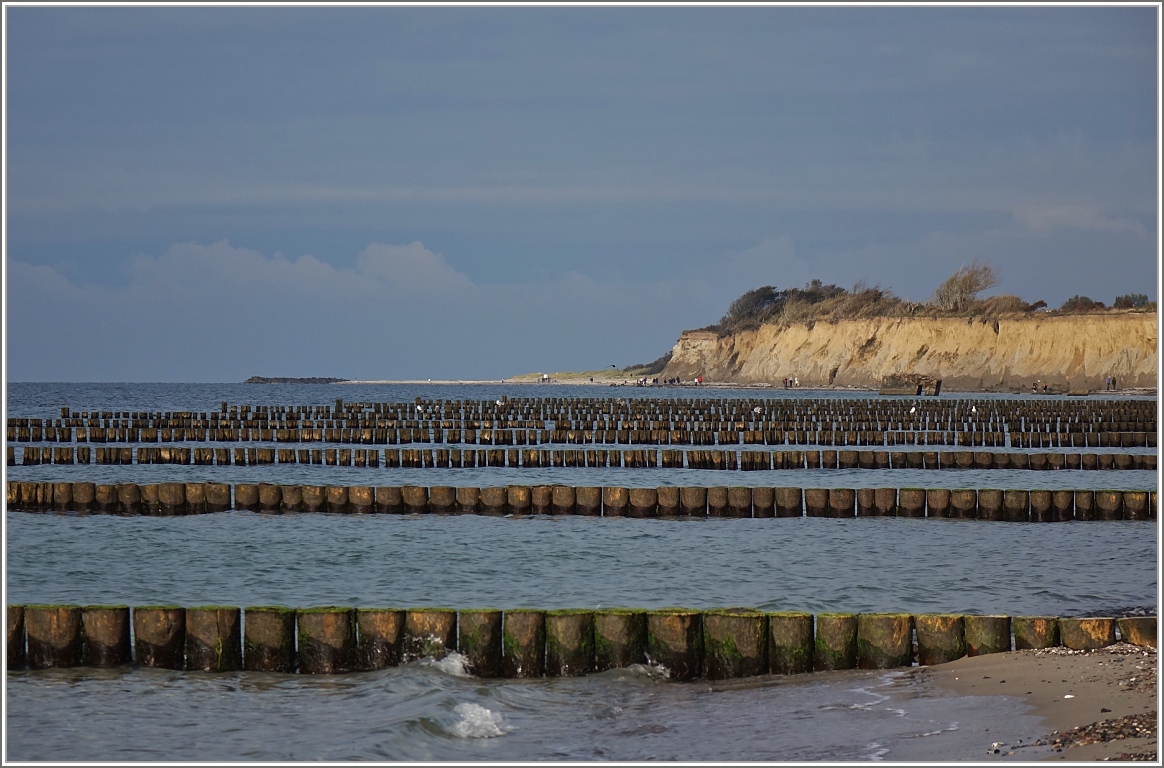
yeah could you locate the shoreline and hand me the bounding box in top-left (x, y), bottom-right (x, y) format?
top-left (339, 379), bottom-right (1157, 396)
top-left (924, 643), bottom-right (1157, 761)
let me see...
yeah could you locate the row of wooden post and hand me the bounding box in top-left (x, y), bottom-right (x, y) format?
top-left (5, 427), bottom-right (1158, 450)
top-left (6, 481), bottom-right (1156, 520)
top-left (9, 444), bottom-right (1157, 471)
top-left (7, 604), bottom-right (1155, 679)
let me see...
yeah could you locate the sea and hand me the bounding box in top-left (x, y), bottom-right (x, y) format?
top-left (4, 382), bottom-right (1158, 762)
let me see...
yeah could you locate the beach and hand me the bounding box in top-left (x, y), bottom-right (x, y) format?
top-left (927, 643), bottom-right (1157, 761)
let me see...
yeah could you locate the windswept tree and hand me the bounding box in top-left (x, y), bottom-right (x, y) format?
top-left (931, 262), bottom-right (999, 312)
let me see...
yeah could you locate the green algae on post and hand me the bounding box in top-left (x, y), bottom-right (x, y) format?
top-left (646, 608), bottom-right (703, 681)
top-left (457, 609), bottom-right (502, 677)
top-left (186, 606), bottom-right (242, 672)
top-left (814, 613), bottom-right (857, 671)
top-left (914, 614), bottom-right (965, 666)
top-left (702, 608), bottom-right (767, 679)
top-left (402, 608), bottom-right (456, 662)
top-left (767, 612), bottom-right (813, 675)
top-left (964, 615), bottom-right (1011, 656)
top-left (857, 613), bottom-right (913, 669)
top-left (545, 609), bottom-right (596, 677)
top-left (244, 606), bottom-right (296, 672)
top-left (1012, 616), bottom-right (1060, 650)
top-left (502, 609), bottom-right (546, 678)
top-left (594, 609), bottom-right (646, 672)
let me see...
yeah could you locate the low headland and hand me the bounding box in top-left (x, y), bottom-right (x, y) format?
top-left (515, 269), bottom-right (1159, 394)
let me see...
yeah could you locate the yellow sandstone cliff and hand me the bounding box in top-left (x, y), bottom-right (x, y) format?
top-left (661, 313), bottom-right (1158, 391)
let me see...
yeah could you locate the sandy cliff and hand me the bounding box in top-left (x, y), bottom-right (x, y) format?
top-left (661, 313), bottom-right (1158, 391)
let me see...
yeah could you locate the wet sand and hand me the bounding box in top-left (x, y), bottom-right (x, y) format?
top-left (927, 643), bottom-right (1157, 761)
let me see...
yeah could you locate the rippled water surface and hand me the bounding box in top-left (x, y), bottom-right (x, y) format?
top-left (4, 383), bottom-right (1157, 761)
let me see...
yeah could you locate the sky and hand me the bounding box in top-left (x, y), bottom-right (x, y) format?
top-left (4, 6), bottom-right (1159, 382)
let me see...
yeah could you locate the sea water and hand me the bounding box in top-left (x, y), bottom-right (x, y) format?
top-left (3, 382), bottom-right (1156, 761)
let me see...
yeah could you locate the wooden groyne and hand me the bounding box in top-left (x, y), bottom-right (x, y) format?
top-left (7, 604), bottom-right (1155, 678)
top-left (6, 481), bottom-right (1155, 520)
top-left (6, 397), bottom-right (1156, 450)
top-left (8, 445), bottom-right (1157, 470)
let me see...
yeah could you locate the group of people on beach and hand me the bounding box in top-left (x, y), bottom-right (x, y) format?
top-left (1105, 375), bottom-right (1119, 390)
top-left (782, 377), bottom-right (800, 388)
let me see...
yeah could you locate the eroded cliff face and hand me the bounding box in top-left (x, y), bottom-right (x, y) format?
top-left (661, 314), bottom-right (1158, 391)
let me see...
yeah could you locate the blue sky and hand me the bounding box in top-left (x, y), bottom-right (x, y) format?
top-left (5, 6), bottom-right (1159, 381)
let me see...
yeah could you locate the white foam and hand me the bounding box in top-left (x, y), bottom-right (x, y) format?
top-left (628, 661), bottom-right (671, 679)
top-left (864, 742), bottom-right (890, 761)
top-left (451, 702), bottom-right (514, 739)
top-left (422, 651), bottom-right (472, 678)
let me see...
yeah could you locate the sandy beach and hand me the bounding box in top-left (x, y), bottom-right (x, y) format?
top-left (927, 643), bottom-right (1157, 761)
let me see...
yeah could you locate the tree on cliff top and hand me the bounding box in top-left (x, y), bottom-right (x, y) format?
top-left (931, 262), bottom-right (998, 312)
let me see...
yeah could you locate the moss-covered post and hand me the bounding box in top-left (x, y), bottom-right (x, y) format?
top-left (814, 613), bottom-right (858, 671)
top-left (186, 606), bottom-right (242, 671)
top-left (355, 608), bottom-right (404, 670)
top-left (7, 605), bottom-right (26, 669)
top-left (914, 614), bottom-right (965, 665)
top-left (1059, 617), bottom-right (1116, 650)
top-left (297, 607), bottom-right (356, 673)
top-left (767, 612), bottom-right (813, 674)
top-left (857, 613), bottom-right (913, 669)
top-left (403, 608), bottom-right (456, 661)
top-left (546, 609), bottom-right (595, 677)
top-left (1117, 617), bottom-right (1156, 648)
top-left (1029, 490), bottom-right (1054, 522)
top-left (1122, 491), bottom-right (1149, 521)
top-left (594, 609), bottom-right (647, 671)
top-left (244, 606), bottom-right (296, 672)
top-left (81, 605), bottom-right (131, 667)
top-left (457, 609), bottom-right (502, 677)
top-left (646, 609), bottom-right (703, 681)
top-left (703, 608), bottom-right (767, 679)
top-left (26, 604), bottom-right (83, 668)
top-left (964, 615), bottom-right (1010, 655)
top-left (502, 609), bottom-right (546, 678)
top-left (1013, 616), bottom-right (1060, 650)
top-left (134, 606), bottom-right (186, 669)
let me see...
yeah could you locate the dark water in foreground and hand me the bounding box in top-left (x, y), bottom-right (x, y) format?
top-left (7, 662), bottom-right (1049, 762)
top-left (4, 383), bottom-right (1157, 761)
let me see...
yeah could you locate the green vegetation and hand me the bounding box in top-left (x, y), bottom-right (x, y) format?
top-left (702, 263), bottom-right (1155, 336)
